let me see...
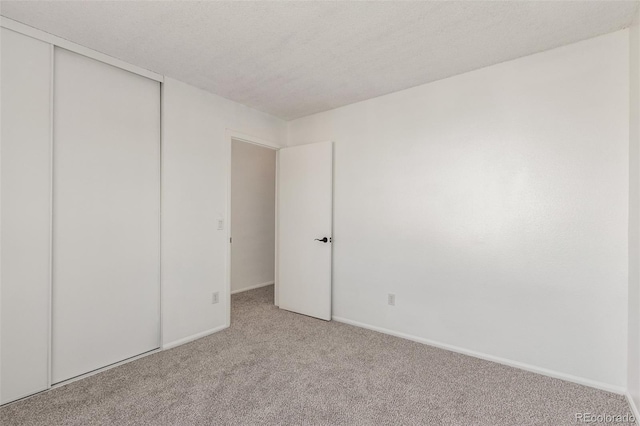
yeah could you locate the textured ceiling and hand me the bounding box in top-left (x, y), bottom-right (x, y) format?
top-left (1, 1), bottom-right (638, 120)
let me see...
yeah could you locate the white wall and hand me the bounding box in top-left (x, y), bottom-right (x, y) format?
top-left (287, 30), bottom-right (629, 390)
top-left (162, 78), bottom-right (286, 347)
top-left (629, 7), bottom-right (640, 415)
top-left (231, 140), bottom-right (276, 294)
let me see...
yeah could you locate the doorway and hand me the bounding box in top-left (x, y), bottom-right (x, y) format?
top-left (229, 137), bottom-right (277, 317)
top-left (226, 134), bottom-right (333, 326)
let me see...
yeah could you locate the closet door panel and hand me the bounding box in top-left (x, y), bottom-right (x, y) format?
top-left (52, 48), bottom-right (160, 383)
top-left (0, 28), bottom-right (52, 404)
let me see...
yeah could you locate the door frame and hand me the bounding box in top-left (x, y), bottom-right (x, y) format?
top-left (225, 129), bottom-right (281, 328)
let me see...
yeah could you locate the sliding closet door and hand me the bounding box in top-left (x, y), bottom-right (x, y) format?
top-left (1, 28), bottom-right (52, 404)
top-left (52, 48), bottom-right (160, 383)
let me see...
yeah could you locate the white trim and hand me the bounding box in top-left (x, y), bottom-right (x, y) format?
top-left (47, 42), bottom-right (54, 391)
top-left (225, 131), bottom-right (232, 328)
top-left (329, 144), bottom-right (335, 317)
top-left (162, 325), bottom-right (228, 350)
top-left (0, 17), bottom-right (163, 82)
top-left (228, 129), bottom-right (281, 150)
top-left (158, 81), bottom-right (165, 350)
top-left (231, 281), bottom-right (274, 295)
top-left (627, 393), bottom-right (640, 421)
top-left (274, 152), bottom-right (280, 307)
top-left (332, 316), bottom-right (626, 395)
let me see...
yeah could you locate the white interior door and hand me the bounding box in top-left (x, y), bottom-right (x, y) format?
top-left (277, 142), bottom-right (333, 320)
top-left (52, 48), bottom-right (160, 383)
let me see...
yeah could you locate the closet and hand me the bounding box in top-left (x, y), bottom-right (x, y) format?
top-left (1, 28), bottom-right (161, 403)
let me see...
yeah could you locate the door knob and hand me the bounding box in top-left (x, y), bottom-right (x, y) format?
top-left (314, 237), bottom-right (330, 243)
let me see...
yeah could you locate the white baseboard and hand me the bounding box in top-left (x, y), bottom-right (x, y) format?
top-left (231, 281), bottom-right (274, 295)
top-left (627, 393), bottom-right (640, 421)
top-left (162, 324), bottom-right (228, 350)
top-left (332, 316), bottom-right (626, 395)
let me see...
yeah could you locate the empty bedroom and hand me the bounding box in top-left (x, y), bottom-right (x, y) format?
top-left (1, 1), bottom-right (640, 425)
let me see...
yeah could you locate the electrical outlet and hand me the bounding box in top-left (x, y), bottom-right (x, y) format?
top-left (217, 219), bottom-right (224, 230)
top-left (388, 293), bottom-right (395, 306)
top-left (212, 292), bottom-right (219, 304)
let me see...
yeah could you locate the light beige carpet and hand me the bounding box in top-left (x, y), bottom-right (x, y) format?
top-left (1, 285), bottom-right (635, 425)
